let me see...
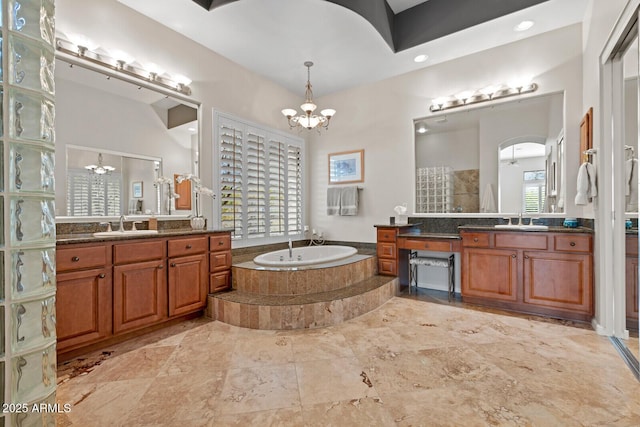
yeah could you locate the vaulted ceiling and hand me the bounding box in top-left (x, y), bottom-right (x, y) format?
top-left (118, 0), bottom-right (587, 95)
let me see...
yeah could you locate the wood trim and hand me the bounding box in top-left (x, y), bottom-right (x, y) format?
top-left (580, 107), bottom-right (593, 164)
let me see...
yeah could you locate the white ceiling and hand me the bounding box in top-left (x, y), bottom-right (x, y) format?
top-left (117, 0), bottom-right (587, 96)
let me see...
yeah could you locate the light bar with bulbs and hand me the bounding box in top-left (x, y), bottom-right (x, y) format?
top-left (430, 81), bottom-right (538, 112)
top-left (55, 35), bottom-right (192, 96)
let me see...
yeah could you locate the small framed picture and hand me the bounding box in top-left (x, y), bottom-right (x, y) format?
top-left (132, 181), bottom-right (143, 198)
top-left (328, 149), bottom-right (364, 184)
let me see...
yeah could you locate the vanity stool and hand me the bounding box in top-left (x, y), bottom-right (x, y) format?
top-left (408, 251), bottom-right (455, 300)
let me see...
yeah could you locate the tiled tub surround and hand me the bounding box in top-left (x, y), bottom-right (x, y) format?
top-left (210, 252), bottom-right (400, 329)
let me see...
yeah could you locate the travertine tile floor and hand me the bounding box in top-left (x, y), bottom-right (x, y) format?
top-left (56, 294), bottom-right (640, 426)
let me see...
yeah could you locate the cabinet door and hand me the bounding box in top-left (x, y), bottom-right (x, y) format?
top-left (113, 260), bottom-right (167, 334)
top-left (462, 248), bottom-right (518, 301)
top-left (56, 268), bottom-right (112, 351)
top-left (625, 256), bottom-right (639, 322)
top-left (523, 251), bottom-right (593, 314)
top-left (168, 253), bottom-right (208, 316)
top-left (210, 271), bottom-right (231, 293)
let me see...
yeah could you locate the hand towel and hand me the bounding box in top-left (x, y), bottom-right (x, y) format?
top-left (340, 186), bottom-right (359, 216)
top-left (480, 183), bottom-right (496, 212)
top-left (575, 162), bottom-right (597, 205)
top-left (327, 187), bottom-right (341, 215)
top-left (627, 158), bottom-right (638, 211)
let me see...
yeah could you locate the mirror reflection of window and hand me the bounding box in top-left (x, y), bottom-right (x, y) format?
top-left (523, 170), bottom-right (546, 213)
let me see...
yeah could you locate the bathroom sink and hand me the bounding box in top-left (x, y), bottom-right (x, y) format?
top-left (93, 230), bottom-right (159, 237)
top-left (494, 224), bottom-right (549, 231)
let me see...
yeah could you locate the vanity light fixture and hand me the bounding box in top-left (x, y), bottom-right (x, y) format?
top-left (85, 153), bottom-right (115, 175)
top-left (430, 81), bottom-right (538, 112)
top-left (282, 61), bottom-right (336, 131)
top-left (55, 35), bottom-right (193, 96)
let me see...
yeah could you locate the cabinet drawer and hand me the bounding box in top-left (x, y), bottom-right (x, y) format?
top-left (554, 234), bottom-right (591, 253)
top-left (377, 242), bottom-right (396, 258)
top-left (398, 238), bottom-right (453, 252)
top-left (210, 251), bottom-right (232, 272)
top-left (461, 232), bottom-right (490, 248)
top-left (114, 240), bottom-right (164, 265)
top-left (210, 271), bottom-right (231, 293)
top-left (168, 236), bottom-right (208, 257)
top-left (495, 233), bottom-right (547, 250)
top-left (377, 228), bottom-right (397, 243)
top-left (378, 259), bottom-right (397, 276)
top-left (210, 234), bottom-right (231, 251)
top-left (57, 245), bottom-right (107, 272)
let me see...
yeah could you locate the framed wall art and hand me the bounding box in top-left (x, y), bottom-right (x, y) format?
top-left (328, 149), bottom-right (364, 184)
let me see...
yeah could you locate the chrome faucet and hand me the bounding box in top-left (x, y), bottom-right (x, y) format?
top-left (119, 215), bottom-right (126, 231)
top-left (517, 212), bottom-right (523, 225)
top-left (288, 239), bottom-right (293, 259)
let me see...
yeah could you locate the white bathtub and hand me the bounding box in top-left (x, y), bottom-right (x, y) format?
top-left (253, 245), bottom-right (358, 267)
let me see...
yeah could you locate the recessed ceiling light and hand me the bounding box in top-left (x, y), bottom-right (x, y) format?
top-left (414, 54), bottom-right (429, 63)
top-left (416, 124), bottom-right (428, 133)
top-left (188, 127), bottom-right (196, 132)
top-left (514, 20), bottom-right (534, 32)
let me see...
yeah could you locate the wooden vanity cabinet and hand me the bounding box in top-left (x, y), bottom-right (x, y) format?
top-left (462, 247), bottom-right (519, 301)
top-left (209, 233), bottom-right (232, 292)
top-left (113, 240), bottom-right (167, 334)
top-left (626, 235), bottom-right (639, 326)
top-left (375, 226), bottom-right (417, 276)
top-left (56, 244), bottom-right (112, 352)
top-left (461, 230), bottom-right (593, 322)
top-left (168, 236), bottom-right (208, 316)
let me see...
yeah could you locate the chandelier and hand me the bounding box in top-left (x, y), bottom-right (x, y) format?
top-left (85, 153), bottom-right (115, 175)
top-left (282, 61), bottom-right (336, 131)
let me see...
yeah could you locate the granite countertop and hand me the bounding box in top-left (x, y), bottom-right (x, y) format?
top-left (397, 232), bottom-right (461, 239)
top-left (373, 223), bottom-right (422, 228)
top-left (56, 228), bottom-right (232, 245)
top-left (458, 225), bottom-right (594, 233)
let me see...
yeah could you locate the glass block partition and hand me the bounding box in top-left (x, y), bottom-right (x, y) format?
top-left (416, 166), bottom-right (453, 213)
top-left (1, 0), bottom-right (57, 425)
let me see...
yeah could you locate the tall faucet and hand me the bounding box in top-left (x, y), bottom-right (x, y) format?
top-left (119, 215), bottom-right (126, 231)
top-left (288, 238), bottom-right (293, 259)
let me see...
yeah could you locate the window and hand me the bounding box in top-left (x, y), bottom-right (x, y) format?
top-left (523, 169), bottom-right (546, 213)
top-left (216, 113), bottom-right (304, 245)
top-left (67, 170), bottom-right (122, 216)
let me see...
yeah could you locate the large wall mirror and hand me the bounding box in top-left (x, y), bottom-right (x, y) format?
top-left (414, 92), bottom-right (564, 214)
top-left (54, 56), bottom-right (200, 218)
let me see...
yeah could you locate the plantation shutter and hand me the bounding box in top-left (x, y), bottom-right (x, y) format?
top-left (216, 112), bottom-right (304, 245)
top-left (67, 170), bottom-right (121, 216)
top-left (247, 131), bottom-right (266, 238)
top-left (219, 122), bottom-right (244, 239)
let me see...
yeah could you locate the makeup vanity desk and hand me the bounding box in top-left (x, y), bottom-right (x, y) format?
top-left (374, 224), bottom-right (461, 286)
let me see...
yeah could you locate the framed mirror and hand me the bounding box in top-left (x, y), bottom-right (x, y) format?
top-left (414, 92), bottom-right (564, 214)
top-left (54, 56), bottom-right (200, 218)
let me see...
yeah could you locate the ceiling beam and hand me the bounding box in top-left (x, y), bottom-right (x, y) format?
top-left (191, 0), bottom-right (550, 52)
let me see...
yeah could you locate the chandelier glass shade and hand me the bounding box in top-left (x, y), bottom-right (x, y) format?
top-left (85, 153), bottom-right (116, 175)
top-left (282, 61), bottom-right (335, 130)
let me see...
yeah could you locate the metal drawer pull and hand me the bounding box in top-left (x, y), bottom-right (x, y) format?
top-left (218, 241), bottom-right (224, 245)
top-left (473, 238), bottom-right (479, 242)
top-left (99, 273), bottom-right (105, 278)
top-left (570, 242), bottom-right (576, 247)
top-left (72, 256), bottom-right (80, 262)
top-left (186, 244), bottom-right (192, 249)
top-left (524, 255), bottom-right (530, 259)
top-left (170, 263), bottom-right (176, 267)
top-left (512, 254), bottom-right (517, 258)
top-left (158, 265), bottom-right (164, 269)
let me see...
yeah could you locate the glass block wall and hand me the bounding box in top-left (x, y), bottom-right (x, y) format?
top-left (1, 0), bottom-right (57, 425)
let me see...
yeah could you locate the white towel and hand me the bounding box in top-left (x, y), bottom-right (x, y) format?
top-left (480, 184), bottom-right (496, 212)
top-left (575, 162), bottom-right (597, 205)
top-left (327, 187), bottom-right (341, 215)
top-left (340, 186), bottom-right (359, 216)
top-left (627, 158), bottom-right (638, 211)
